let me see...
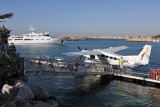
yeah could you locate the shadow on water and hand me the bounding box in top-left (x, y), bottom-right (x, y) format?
top-left (60, 76), bottom-right (112, 107)
top-left (28, 74), bottom-right (160, 107)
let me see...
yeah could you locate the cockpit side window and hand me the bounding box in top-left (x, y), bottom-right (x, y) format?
top-left (90, 55), bottom-right (95, 59)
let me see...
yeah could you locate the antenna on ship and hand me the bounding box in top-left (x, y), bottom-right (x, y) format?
top-left (29, 25), bottom-right (36, 33)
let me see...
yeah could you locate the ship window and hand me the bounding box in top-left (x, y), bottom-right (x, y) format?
top-left (15, 39), bottom-right (23, 40)
top-left (109, 56), bottom-right (113, 59)
top-left (31, 35), bottom-right (36, 37)
top-left (24, 39), bottom-right (33, 40)
top-left (113, 57), bottom-right (117, 60)
top-left (36, 39), bottom-right (39, 40)
top-left (47, 39), bottom-right (50, 40)
top-left (41, 39), bottom-right (44, 40)
top-left (13, 37), bottom-right (23, 38)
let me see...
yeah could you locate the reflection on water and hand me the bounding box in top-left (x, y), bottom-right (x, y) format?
top-left (28, 75), bottom-right (160, 107)
top-left (16, 44), bottom-right (65, 58)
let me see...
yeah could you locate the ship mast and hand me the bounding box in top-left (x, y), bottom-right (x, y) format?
top-left (29, 25), bottom-right (36, 34)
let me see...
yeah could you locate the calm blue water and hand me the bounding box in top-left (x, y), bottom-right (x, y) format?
top-left (16, 39), bottom-right (160, 107)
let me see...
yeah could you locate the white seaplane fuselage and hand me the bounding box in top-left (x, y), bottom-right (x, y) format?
top-left (63, 45), bottom-right (152, 68)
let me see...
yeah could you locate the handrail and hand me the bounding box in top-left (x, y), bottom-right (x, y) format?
top-left (23, 58), bottom-right (160, 81)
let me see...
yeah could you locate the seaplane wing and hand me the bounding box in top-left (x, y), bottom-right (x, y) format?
top-left (63, 50), bottom-right (102, 56)
top-left (94, 46), bottom-right (128, 53)
top-left (63, 46), bottom-right (128, 56)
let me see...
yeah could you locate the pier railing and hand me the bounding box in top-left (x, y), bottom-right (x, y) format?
top-left (23, 58), bottom-right (113, 76)
top-left (23, 58), bottom-right (160, 82)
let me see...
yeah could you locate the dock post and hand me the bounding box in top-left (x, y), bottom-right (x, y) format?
top-left (148, 69), bottom-right (150, 79)
top-left (23, 57), bottom-right (25, 75)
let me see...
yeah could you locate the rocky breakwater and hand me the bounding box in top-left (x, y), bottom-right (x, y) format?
top-left (0, 80), bottom-right (59, 107)
top-left (62, 35), bottom-right (86, 41)
top-left (67, 36), bottom-right (86, 41)
top-left (125, 37), bottom-right (160, 42)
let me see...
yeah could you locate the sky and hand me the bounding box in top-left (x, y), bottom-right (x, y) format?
top-left (1, 0), bottom-right (160, 37)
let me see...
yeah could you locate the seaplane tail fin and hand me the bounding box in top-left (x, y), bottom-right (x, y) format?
top-left (137, 45), bottom-right (152, 65)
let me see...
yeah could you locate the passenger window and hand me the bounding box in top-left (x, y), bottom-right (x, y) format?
top-left (110, 57), bottom-right (113, 59)
top-left (113, 57), bottom-right (117, 60)
top-left (100, 55), bottom-right (105, 57)
top-left (90, 55), bottom-right (95, 59)
top-left (106, 56), bottom-right (109, 58)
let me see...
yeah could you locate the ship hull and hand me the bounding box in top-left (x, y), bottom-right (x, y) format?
top-left (8, 37), bottom-right (63, 45)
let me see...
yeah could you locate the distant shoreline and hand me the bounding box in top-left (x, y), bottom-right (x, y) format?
top-left (125, 38), bottom-right (160, 43)
top-left (87, 37), bottom-right (160, 43)
top-left (62, 35), bottom-right (160, 42)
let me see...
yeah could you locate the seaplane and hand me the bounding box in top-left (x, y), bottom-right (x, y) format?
top-left (63, 45), bottom-right (152, 68)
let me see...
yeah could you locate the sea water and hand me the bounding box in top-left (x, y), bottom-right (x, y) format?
top-left (16, 39), bottom-right (160, 106)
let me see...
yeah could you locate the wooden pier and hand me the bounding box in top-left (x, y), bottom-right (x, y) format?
top-left (23, 58), bottom-right (160, 88)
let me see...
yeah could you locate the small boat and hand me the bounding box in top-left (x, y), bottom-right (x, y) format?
top-left (30, 56), bottom-right (66, 68)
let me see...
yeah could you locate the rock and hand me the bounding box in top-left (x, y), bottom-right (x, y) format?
top-left (46, 100), bottom-right (59, 107)
top-left (13, 80), bottom-right (25, 88)
top-left (48, 96), bottom-right (57, 101)
top-left (18, 75), bottom-right (28, 83)
top-left (1, 84), bottom-right (13, 94)
top-left (32, 86), bottom-right (49, 101)
top-left (29, 100), bottom-right (59, 107)
top-left (29, 101), bottom-right (47, 107)
top-left (13, 80), bottom-right (34, 100)
top-left (6, 75), bottom-right (28, 86)
top-left (11, 96), bottom-right (26, 107)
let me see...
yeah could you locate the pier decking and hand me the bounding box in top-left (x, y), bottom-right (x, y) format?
top-left (23, 58), bottom-right (160, 87)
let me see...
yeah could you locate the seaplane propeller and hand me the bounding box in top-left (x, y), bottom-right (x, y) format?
top-left (77, 46), bottom-right (87, 60)
top-left (78, 46), bottom-right (82, 51)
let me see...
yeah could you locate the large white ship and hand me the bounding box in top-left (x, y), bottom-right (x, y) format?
top-left (8, 26), bottom-right (64, 45)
